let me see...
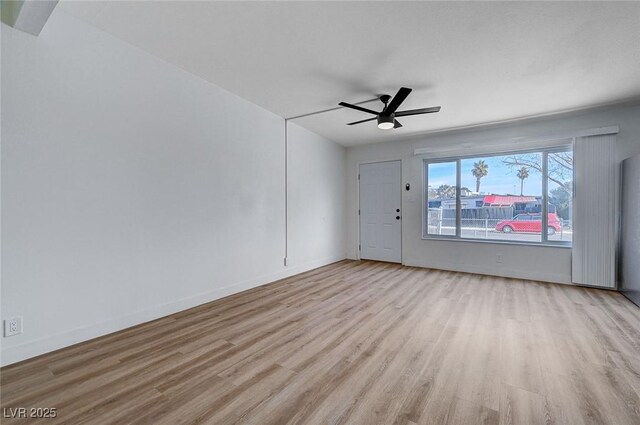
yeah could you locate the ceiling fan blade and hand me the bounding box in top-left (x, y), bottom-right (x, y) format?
top-left (384, 87), bottom-right (412, 114)
top-left (395, 106), bottom-right (441, 117)
top-left (347, 117), bottom-right (377, 126)
top-left (339, 102), bottom-right (379, 115)
top-left (394, 120), bottom-right (403, 128)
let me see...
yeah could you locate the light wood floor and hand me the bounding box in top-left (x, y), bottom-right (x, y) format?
top-left (2, 260), bottom-right (640, 424)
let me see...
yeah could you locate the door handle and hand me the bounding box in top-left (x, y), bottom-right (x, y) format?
top-left (396, 216), bottom-right (401, 220)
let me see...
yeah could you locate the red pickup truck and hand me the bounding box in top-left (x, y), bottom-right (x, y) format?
top-left (495, 213), bottom-right (562, 235)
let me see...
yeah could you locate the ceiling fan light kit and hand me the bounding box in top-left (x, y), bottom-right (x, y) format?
top-left (377, 114), bottom-right (395, 130)
top-left (340, 87), bottom-right (441, 131)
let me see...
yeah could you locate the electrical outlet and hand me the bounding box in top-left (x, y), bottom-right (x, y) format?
top-left (4, 317), bottom-right (23, 337)
top-left (495, 253), bottom-right (503, 264)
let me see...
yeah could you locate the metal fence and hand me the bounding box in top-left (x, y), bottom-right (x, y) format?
top-left (426, 216), bottom-right (502, 237)
top-left (427, 209), bottom-right (572, 241)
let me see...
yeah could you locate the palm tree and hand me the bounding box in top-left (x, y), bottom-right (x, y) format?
top-left (516, 167), bottom-right (529, 196)
top-left (472, 160), bottom-right (489, 192)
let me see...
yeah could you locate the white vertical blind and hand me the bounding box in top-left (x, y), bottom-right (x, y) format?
top-left (572, 134), bottom-right (618, 288)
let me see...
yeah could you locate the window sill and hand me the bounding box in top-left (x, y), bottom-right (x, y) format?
top-left (421, 235), bottom-right (572, 249)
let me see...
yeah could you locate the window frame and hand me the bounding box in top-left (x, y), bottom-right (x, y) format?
top-left (422, 145), bottom-right (573, 247)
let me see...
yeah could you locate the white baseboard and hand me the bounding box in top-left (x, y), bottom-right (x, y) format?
top-left (401, 260), bottom-right (571, 285)
top-left (347, 254), bottom-right (570, 284)
top-left (1, 255), bottom-right (345, 367)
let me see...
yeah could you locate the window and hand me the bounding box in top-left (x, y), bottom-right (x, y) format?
top-left (426, 161), bottom-right (457, 236)
top-left (423, 146), bottom-right (573, 245)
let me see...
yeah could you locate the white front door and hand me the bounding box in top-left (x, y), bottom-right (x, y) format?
top-left (359, 161), bottom-right (402, 263)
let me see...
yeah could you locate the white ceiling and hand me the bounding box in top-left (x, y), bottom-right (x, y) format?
top-left (58, 1), bottom-right (640, 147)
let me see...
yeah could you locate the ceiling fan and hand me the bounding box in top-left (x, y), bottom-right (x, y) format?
top-left (339, 87), bottom-right (440, 130)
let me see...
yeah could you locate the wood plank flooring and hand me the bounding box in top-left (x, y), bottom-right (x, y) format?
top-left (2, 260), bottom-right (640, 424)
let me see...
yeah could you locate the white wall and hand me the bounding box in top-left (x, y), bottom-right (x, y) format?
top-left (346, 104), bottom-right (640, 284)
top-left (288, 123), bottom-right (346, 268)
top-left (620, 153), bottom-right (640, 305)
top-left (1, 11), bottom-right (346, 366)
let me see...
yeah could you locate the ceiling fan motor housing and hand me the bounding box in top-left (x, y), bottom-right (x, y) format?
top-left (377, 113), bottom-right (395, 130)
